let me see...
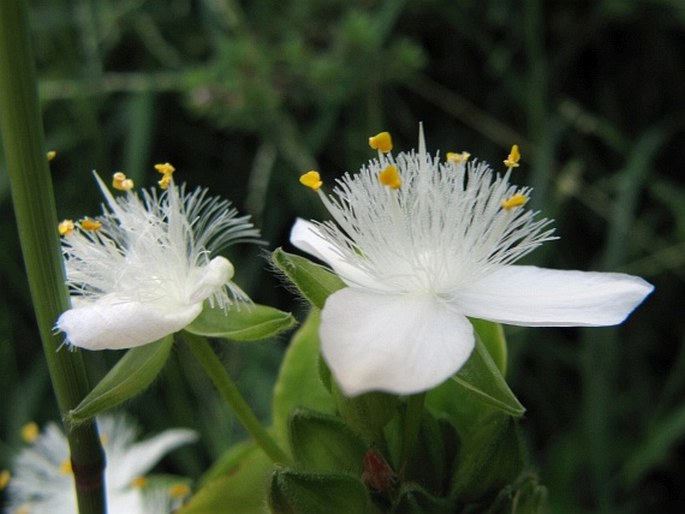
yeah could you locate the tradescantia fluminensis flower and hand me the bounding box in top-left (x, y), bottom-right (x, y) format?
top-left (56, 165), bottom-right (260, 350)
top-left (291, 127), bottom-right (654, 397)
top-left (3, 415), bottom-right (197, 514)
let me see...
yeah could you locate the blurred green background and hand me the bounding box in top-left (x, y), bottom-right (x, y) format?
top-left (1, 0), bottom-right (684, 512)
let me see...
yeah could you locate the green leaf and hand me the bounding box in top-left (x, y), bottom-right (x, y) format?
top-left (289, 407), bottom-right (367, 474)
top-left (185, 303), bottom-right (295, 341)
top-left (178, 444), bottom-right (272, 514)
top-left (452, 337), bottom-right (525, 418)
top-left (273, 309), bottom-right (334, 445)
top-left (269, 469), bottom-right (370, 514)
top-left (272, 247), bottom-right (345, 309)
top-left (470, 318), bottom-right (507, 376)
top-left (67, 336), bottom-right (173, 424)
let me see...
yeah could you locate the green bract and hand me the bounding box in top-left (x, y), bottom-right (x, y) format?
top-left (68, 336), bottom-right (174, 424)
top-left (185, 303), bottom-right (295, 341)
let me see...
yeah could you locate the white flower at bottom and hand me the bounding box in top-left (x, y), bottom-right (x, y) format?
top-left (4, 415), bottom-right (197, 514)
top-left (56, 169), bottom-right (260, 350)
top-left (291, 127), bottom-right (654, 396)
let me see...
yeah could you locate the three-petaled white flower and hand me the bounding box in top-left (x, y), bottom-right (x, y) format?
top-left (56, 169), bottom-right (260, 350)
top-left (4, 415), bottom-right (197, 514)
top-left (291, 127), bottom-right (654, 396)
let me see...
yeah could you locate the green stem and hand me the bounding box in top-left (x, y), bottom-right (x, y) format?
top-left (0, 1), bottom-right (105, 513)
top-left (400, 393), bottom-right (425, 470)
top-left (181, 331), bottom-right (291, 465)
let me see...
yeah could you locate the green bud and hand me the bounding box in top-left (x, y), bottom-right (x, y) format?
top-left (392, 483), bottom-right (453, 514)
top-left (289, 408), bottom-right (367, 473)
top-left (269, 469), bottom-right (370, 514)
top-left (403, 413), bottom-right (460, 496)
top-left (512, 474), bottom-right (547, 514)
top-left (481, 473), bottom-right (548, 514)
top-left (450, 414), bottom-right (526, 503)
top-left (332, 382), bottom-right (398, 443)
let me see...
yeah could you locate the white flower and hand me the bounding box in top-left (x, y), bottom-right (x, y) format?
top-left (56, 169), bottom-right (260, 350)
top-left (291, 127), bottom-right (654, 396)
top-left (4, 415), bottom-right (197, 514)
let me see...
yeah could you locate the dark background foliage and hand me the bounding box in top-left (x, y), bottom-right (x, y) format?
top-left (1, 1), bottom-right (684, 512)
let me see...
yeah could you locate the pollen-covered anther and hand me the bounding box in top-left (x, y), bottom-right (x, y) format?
top-left (20, 422), bottom-right (39, 444)
top-left (154, 162), bottom-right (176, 175)
top-left (447, 151), bottom-right (471, 164)
top-left (46, 150), bottom-right (57, 161)
top-left (501, 193), bottom-right (528, 210)
top-left (58, 219), bottom-right (75, 237)
top-left (112, 172), bottom-right (134, 191)
top-left (369, 131), bottom-right (393, 153)
top-left (158, 173), bottom-right (173, 190)
top-left (299, 170), bottom-right (323, 191)
top-left (131, 476), bottom-right (148, 489)
top-left (59, 459), bottom-right (72, 475)
top-left (80, 218), bottom-right (102, 231)
top-left (503, 144), bottom-right (521, 168)
top-left (154, 162), bottom-right (176, 189)
top-left (169, 483), bottom-right (191, 498)
top-left (379, 165), bottom-right (401, 189)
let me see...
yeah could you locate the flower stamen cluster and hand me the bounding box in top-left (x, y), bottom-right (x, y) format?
top-left (291, 126), bottom-right (653, 396)
top-left (56, 165), bottom-right (260, 350)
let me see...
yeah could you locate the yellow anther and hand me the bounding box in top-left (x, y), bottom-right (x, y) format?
top-left (112, 172), bottom-right (134, 191)
top-left (501, 193), bottom-right (528, 210)
top-left (100, 434), bottom-right (108, 446)
top-left (379, 165), bottom-right (401, 189)
top-left (46, 150), bottom-right (57, 161)
top-left (58, 219), bottom-right (75, 237)
top-left (15, 506), bottom-right (31, 514)
top-left (503, 144), bottom-right (521, 168)
top-left (154, 162), bottom-right (176, 175)
top-left (21, 422), bottom-right (39, 443)
top-left (158, 173), bottom-right (173, 190)
top-left (299, 170), bottom-right (323, 191)
top-left (59, 459), bottom-right (73, 475)
top-left (80, 219), bottom-right (102, 232)
top-left (0, 470), bottom-right (10, 489)
top-left (447, 151), bottom-right (471, 164)
top-left (368, 132), bottom-right (393, 153)
top-left (131, 476), bottom-right (148, 489)
top-left (169, 483), bottom-right (191, 498)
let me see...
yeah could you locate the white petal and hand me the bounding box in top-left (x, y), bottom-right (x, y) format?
top-left (108, 429), bottom-right (198, 490)
top-left (453, 265), bottom-right (654, 327)
top-left (290, 219), bottom-right (379, 288)
top-left (56, 294), bottom-right (202, 350)
top-left (320, 288), bottom-right (475, 396)
top-left (188, 256), bottom-right (234, 303)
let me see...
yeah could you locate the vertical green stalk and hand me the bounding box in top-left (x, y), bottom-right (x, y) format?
top-left (0, 1), bottom-right (105, 513)
top-left (181, 331), bottom-right (291, 465)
